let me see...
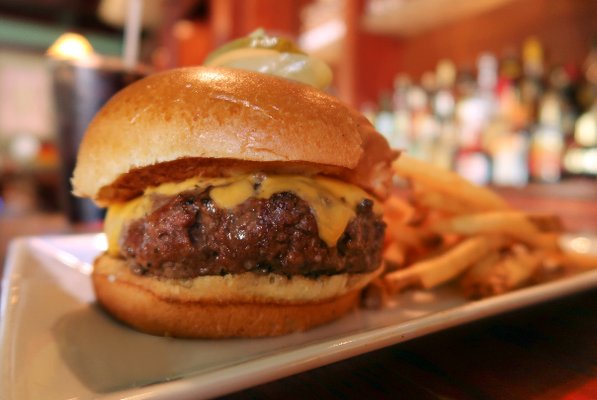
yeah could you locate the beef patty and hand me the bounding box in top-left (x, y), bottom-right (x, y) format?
top-left (120, 189), bottom-right (385, 279)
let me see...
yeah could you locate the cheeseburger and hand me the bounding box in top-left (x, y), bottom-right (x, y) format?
top-left (72, 66), bottom-right (396, 338)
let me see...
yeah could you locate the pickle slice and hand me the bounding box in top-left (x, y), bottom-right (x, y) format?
top-left (205, 29), bottom-right (305, 64)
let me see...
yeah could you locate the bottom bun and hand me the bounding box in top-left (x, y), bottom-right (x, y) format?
top-left (93, 254), bottom-right (382, 338)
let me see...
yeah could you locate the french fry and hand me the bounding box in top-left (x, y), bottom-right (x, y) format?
top-left (432, 211), bottom-right (536, 236)
top-left (384, 235), bottom-right (505, 293)
top-left (378, 153), bottom-right (594, 305)
top-left (527, 213), bottom-right (564, 233)
top-left (463, 250), bottom-right (502, 279)
top-left (385, 222), bottom-right (439, 253)
top-left (393, 154), bottom-right (511, 212)
top-left (361, 278), bottom-right (391, 309)
top-left (411, 185), bottom-right (472, 215)
top-left (383, 195), bottom-right (417, 224)
top-left (430, 212), bottom-right (559, 250)
top-left (460, 246), bottom-right (542, 299)
top-left (383, 241), bottom-right (407, 268)
top-left (529, 233), bottom-right (560, 250)
top-left (530, 248), bottom-right (597, 284)
top-left (549, 250), bottom-right (597, 271)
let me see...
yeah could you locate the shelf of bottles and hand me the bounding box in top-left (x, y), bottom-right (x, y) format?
top-left (364, 38), bottom-right (597, 186)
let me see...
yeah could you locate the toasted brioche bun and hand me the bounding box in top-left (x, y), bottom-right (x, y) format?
top-left (72, 67), bottom-right (396, 205)
top-left (93, 253), bottom-right (382, 338)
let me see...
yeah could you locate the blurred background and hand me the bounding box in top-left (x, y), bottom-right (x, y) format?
top-left (0, 0), bottom-right (596, 259)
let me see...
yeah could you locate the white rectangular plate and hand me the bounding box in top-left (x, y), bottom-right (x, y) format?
top-left (1, 233), bottom-right (596, 400)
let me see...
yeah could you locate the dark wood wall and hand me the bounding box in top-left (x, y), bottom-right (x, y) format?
top-left (172, 0), bottom-right (597, 108)
top-left (399, 0), bottom-right (597, 79)
top-left (352, 0), bottom-right (597, 107)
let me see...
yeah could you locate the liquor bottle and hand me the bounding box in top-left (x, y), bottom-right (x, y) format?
top-left (375, 91), bottom-right (396, 146)
top-left (563, 40), bottom-right (597, 177)
top-left (455, 100), bottom-right (492, 185)
top-left (520, 37), bottom-right (545, 121)
top-left (478, 53), bottom-right (499, 94)
top-left (433, 59), bottom-right (457, 122)
top-left (406, 83), bottom-right (433, 161)
top-left (360, 101), bottom-right (377, 125)
top-left (453, 55), bottom-right (497, 185)
top-left (578, 38), bottom-right (597, 110)
top-left (432, 59), bottom-right (458, 170)
top-left (490, 120), bottom-right (530, 186)
top-left (434, 120), bottom-right (459, 171)
top-left (454, 142), bottom-right (493, 186)
top-left (522, 37), bottom-right (544, 79)
top-left (500, 49), bottom-right (522, 84)
top-left (392, 74), bottom-right (412, 151)
top-left (488, 56), bottom-right (531, 186)
top-left (564, 104), bottom-right (597, 176)
top-left (529, 92), bottom-right (565, 182)
top-left (476, 52), bottom-right (499, 133)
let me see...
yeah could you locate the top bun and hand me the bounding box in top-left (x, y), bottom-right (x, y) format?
top-left (72, 67), bottom-right (396, 205)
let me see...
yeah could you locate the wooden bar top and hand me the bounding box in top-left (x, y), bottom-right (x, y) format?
top-left (496, 180), bottom-right (597, 233)
top-left (220, 288), bottom-right (597, 400)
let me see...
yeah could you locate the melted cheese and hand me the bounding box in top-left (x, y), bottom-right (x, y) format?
top-left (105, 174), bottom-right (380, 256)
top-left (104, 195), bottom-right (147, 257)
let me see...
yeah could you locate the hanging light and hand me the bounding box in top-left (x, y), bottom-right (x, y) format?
top-left (47, 32), bottom-right (94, 60)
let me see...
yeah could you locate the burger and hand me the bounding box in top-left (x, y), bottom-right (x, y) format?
top-left (72, 66), bottom-right (397, 338)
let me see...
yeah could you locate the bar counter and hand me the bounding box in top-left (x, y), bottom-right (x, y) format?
top-left (219, 288), bottom-right (596, 399)
top-left (0, 179), bottom-right (595, 399)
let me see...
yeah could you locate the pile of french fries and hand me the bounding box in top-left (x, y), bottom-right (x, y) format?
top-left (364, 154), bottom-right (597, 307)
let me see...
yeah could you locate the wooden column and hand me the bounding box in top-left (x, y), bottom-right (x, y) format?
top-left (210, 0), bottom-right (235, 47)
top-left (337, 0), bottom-right (362, 107)
top-left (241, 0), bottom-right (302, 37)
top-left (210, 0), bottom-right (302, 45)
